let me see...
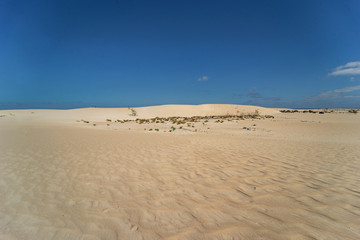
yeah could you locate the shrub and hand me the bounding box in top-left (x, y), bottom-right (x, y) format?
top-left (349, 109), bottom-right (358, 114)
top-left (129, 108), bottom-right (137, 116)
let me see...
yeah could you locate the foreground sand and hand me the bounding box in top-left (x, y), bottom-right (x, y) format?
top-left (0, 105), bottom-right (359, 239)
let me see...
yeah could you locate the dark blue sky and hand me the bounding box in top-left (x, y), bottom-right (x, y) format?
top-left (1, 0), bottom-right (360, 109)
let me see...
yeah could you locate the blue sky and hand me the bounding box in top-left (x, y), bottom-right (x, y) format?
top-left (1, 0), bottom-right (360, 109)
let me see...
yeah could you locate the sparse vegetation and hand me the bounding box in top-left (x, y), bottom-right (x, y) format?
top-left (280, 109), bottom-right (333, 114)
top-left (115, 113), bottom-right (274, 126)
top-left (80, 112), bottom-right (276, 133)
top-left (348, 109), bottom-right (358, 114)
top-left (280, 109), bottom-right (297, 113)
top-left (128, 107), bottom-right (137, 116)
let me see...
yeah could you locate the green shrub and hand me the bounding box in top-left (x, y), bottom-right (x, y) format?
top-left (349, 109), bottom-right (358, 114)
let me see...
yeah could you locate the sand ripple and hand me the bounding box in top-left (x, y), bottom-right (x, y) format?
top-left (1, 124), bottom-right (359, 239)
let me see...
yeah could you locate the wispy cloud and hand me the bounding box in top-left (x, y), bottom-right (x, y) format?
top-left (0, 101), bottom-right (86, 110)
top-left (238, 91), bottom-right (262, 99)
top-left (234, 85), bottom-right (360, 108)
top-left (197, 76), bottom-right (209, 81)
top-left (0, 102), bottom-right (19, 107)
top-left (344, 95), bottom-right (360, 98)
top-left (308, 85), bottom-right (360, 101)
top-left (237, 88), bottom-right (281, 104)
top-left (329, 61), bottom-right (360, 76)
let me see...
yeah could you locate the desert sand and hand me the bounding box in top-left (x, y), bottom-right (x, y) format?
top-left (0, 104), bottom-right (359, 240)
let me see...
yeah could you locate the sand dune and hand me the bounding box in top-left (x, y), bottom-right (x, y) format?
top-left (0, 105), bottom-right (359, 239)
top-left (0, 104), bottom-right (277, 123)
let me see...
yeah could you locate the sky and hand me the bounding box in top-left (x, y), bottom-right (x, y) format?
top-left (1, 0), bottom-right (360, 109)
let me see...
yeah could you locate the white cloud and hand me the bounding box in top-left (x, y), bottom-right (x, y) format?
top-left (329, 61), bottom-right (360, 76)
top-left (308, 85), bottom-right (360, 101)
top-left (197, 75), bottom-right (209, 81)
top-left (333, 85), bottom-right (360, 93)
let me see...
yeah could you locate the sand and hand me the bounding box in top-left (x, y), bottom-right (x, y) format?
top-left (0, 104), bottom-right (359, 239)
